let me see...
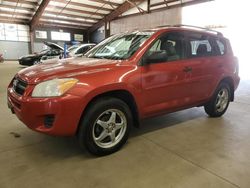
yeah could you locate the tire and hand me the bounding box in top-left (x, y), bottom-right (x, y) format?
top-left (204, 82), bottom-right (231, 117)
top-left (78, 97), bottom-right (132, 156)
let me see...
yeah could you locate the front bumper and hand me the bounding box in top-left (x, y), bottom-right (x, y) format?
top-left (7, 87), bottom-right (85, 136)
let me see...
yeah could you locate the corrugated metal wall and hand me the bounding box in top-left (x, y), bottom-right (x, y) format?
top-left (91, 26), bottom-right (105, 44)
top-left (110, 7), bottom-right (182, 35)
top-left (0, 41), bottom-right (30, 60)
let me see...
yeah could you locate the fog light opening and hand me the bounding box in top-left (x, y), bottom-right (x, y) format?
top-left (44, 115), bottom-right (55, 128)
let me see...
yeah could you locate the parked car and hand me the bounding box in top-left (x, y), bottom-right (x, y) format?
top-left (68, 43), bottom-right (96, 57)
top-left (7, 25), bottom-right (240, 156)
top-left (0, 53), bottom-right (4, 63)
top-left (39, 42), bottom-right (65, 63)
top-left (18, 42), bottom-right (64, 66)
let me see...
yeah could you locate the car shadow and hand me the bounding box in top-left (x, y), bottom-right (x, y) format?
top-left (21, 135), bottom-right (93, 159)
top-left (19, 66), bottom-right (28, 69)
top-left (130, 107), bottom-right (206, 138)
top-left (19, 107), bottom-right (206, 159)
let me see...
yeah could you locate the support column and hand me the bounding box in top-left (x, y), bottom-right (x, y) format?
top-left (147, 0), bottom-right (151, 13)
top-left (29, 30), bottom-right (35, 53)
top-left (104, 19), bottom-right (110, 39)
top-left (87, 30), bottom-right (90, 43)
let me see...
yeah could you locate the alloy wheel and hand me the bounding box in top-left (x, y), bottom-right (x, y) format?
top-left (92, 109), bottom-right (127, 149)
top-left (215, 88), bottom-right (229, 113)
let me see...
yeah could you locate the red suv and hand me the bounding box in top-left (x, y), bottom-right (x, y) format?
top-left (7, 25), bottom-right (240, 155)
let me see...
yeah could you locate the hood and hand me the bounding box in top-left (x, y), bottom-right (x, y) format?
top-left (17, 57), bottom-right (120, 84)
top-left (19, 54), bottom-right (40, 60)
top-left (19, 50), bottom-right (49, 59)
top-left (44, 42), bottom-right (64, 51)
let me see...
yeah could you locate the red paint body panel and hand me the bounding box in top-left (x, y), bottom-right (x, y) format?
top-left (8, 87), bottom-right (87, 136)
top-left (7, 28), bottom-right (240, 136)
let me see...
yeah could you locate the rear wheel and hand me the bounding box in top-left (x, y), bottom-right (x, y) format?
top-left (204, 82), bottom-right (231, 117)
top-left (78, 97), bottom-right (132, 156)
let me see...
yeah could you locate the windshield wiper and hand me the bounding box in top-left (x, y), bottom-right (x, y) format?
top-left (90, 56), bottom-right (107, 59)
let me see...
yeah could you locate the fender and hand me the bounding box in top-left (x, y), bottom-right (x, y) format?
top-left (77, 82), bottom-right (143, 117)
top-left (209, 73), bottom-right (238, 102)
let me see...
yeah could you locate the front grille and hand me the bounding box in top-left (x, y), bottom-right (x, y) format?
top-left (13, 78), bottom-right (27, 96)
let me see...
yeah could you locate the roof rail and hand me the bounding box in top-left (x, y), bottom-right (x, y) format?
top-left (156, 24), bottom-right (223, 37)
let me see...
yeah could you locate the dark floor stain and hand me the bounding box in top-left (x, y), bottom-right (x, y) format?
top-left (10, 132), bottom-right (21, 138)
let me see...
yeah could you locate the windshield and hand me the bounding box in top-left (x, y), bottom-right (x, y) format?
top-left (86, 32), bottom-right (154, 60)
top-left (68, 45), bottom-right (80, 52)
top-left (39, 49), bottom-right (49, 54)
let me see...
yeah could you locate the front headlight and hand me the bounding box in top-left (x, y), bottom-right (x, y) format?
top-left (32, 78), bottom-right (78, 97)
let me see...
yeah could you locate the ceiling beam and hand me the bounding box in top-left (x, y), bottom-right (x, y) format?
top-left (118, 0), bottom-right (213, 19)
top-left (30, 0), bottom-right (51, 31)
top-left (89, 0), bottom-right (145, 32)
top-left (0, 15), bottom-right (31, 20)
top-left (39, 22), bottom-right (87, 30)
top-left (151, 0), bottom-right (213, 11)
top-left (150, 0), bottom-right (180, 7)
top-left (44, 10), bottom-right (100, 22)
top-left (0, 9), bottom-right (33, 17)
top-left (47, 5), bottom-right (105, 17)
top-left (0, 18), bottom-right (29, 24)
top-left (89, 0), bottom-right (121, 7)
top-left (39, 21), bottom-right (88, 28)
top-left (41, 16), bottom-right (93, 26)
top-left (40, 20), bottom-right (90, 28)
top-left (0, 4), bottom-right (35, 12)
top-left (3, 0), bottom-right (39, 6)
top-left (51, 0), bottom-right (113, 12)
top-left (0, 15), bottom-right (29, 21)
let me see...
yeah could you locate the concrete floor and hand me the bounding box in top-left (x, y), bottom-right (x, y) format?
top-left (0, 61), bottom-right (250, 188)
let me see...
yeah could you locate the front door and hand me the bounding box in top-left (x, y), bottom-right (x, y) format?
top-left (141, 32), bottom-right (193, 117)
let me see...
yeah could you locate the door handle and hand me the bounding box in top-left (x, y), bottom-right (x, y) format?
top-left (183, 67), bottom-right (192, 72)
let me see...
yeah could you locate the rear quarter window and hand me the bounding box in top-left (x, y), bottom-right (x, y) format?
top-left (215, 39), bottom-right (227, 55)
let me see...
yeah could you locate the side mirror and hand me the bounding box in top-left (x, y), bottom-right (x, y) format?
top-left (143, 51), bottom-right (167, 65)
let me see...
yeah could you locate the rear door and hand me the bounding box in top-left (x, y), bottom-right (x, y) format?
top-left (184, 32), bottom-right (221, 102)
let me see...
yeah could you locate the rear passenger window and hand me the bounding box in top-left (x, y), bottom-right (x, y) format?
top-left (190, 40), bottom-right (212, 56)
top-left (187, 33), bottom-right (216, 58)
top-left (216, 39), bottom-right (226, 55)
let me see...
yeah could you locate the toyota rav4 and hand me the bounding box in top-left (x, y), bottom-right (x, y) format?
top-left (7, 25), bottom-right (240, 155)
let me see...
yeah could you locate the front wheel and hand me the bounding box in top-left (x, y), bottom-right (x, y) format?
top-left (78, 97), bottom-right (132, 156)
top-left (204, 82), bottom-right (231, 117)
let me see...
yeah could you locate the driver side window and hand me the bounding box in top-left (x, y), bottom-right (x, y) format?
top-left (145, 33), bottom-right (184, 64)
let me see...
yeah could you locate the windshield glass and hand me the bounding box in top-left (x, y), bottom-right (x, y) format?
top-left (86, 31), bottom-right (154, 60)
top-left (68, 45), bottom-right (80, 52)
top-left (39, 49), bottom-right (49, 54)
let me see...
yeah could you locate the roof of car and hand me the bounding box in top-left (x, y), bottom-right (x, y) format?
top-left (140, 24), bottom-right (224, 37)
top-left (80, 43), bottom-right (96, 46)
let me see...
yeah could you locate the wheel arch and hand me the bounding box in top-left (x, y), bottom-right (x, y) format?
top-left (220, 77), bottom-right (235, 101)
top-left (76, 89), bottom-right (140, 135)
